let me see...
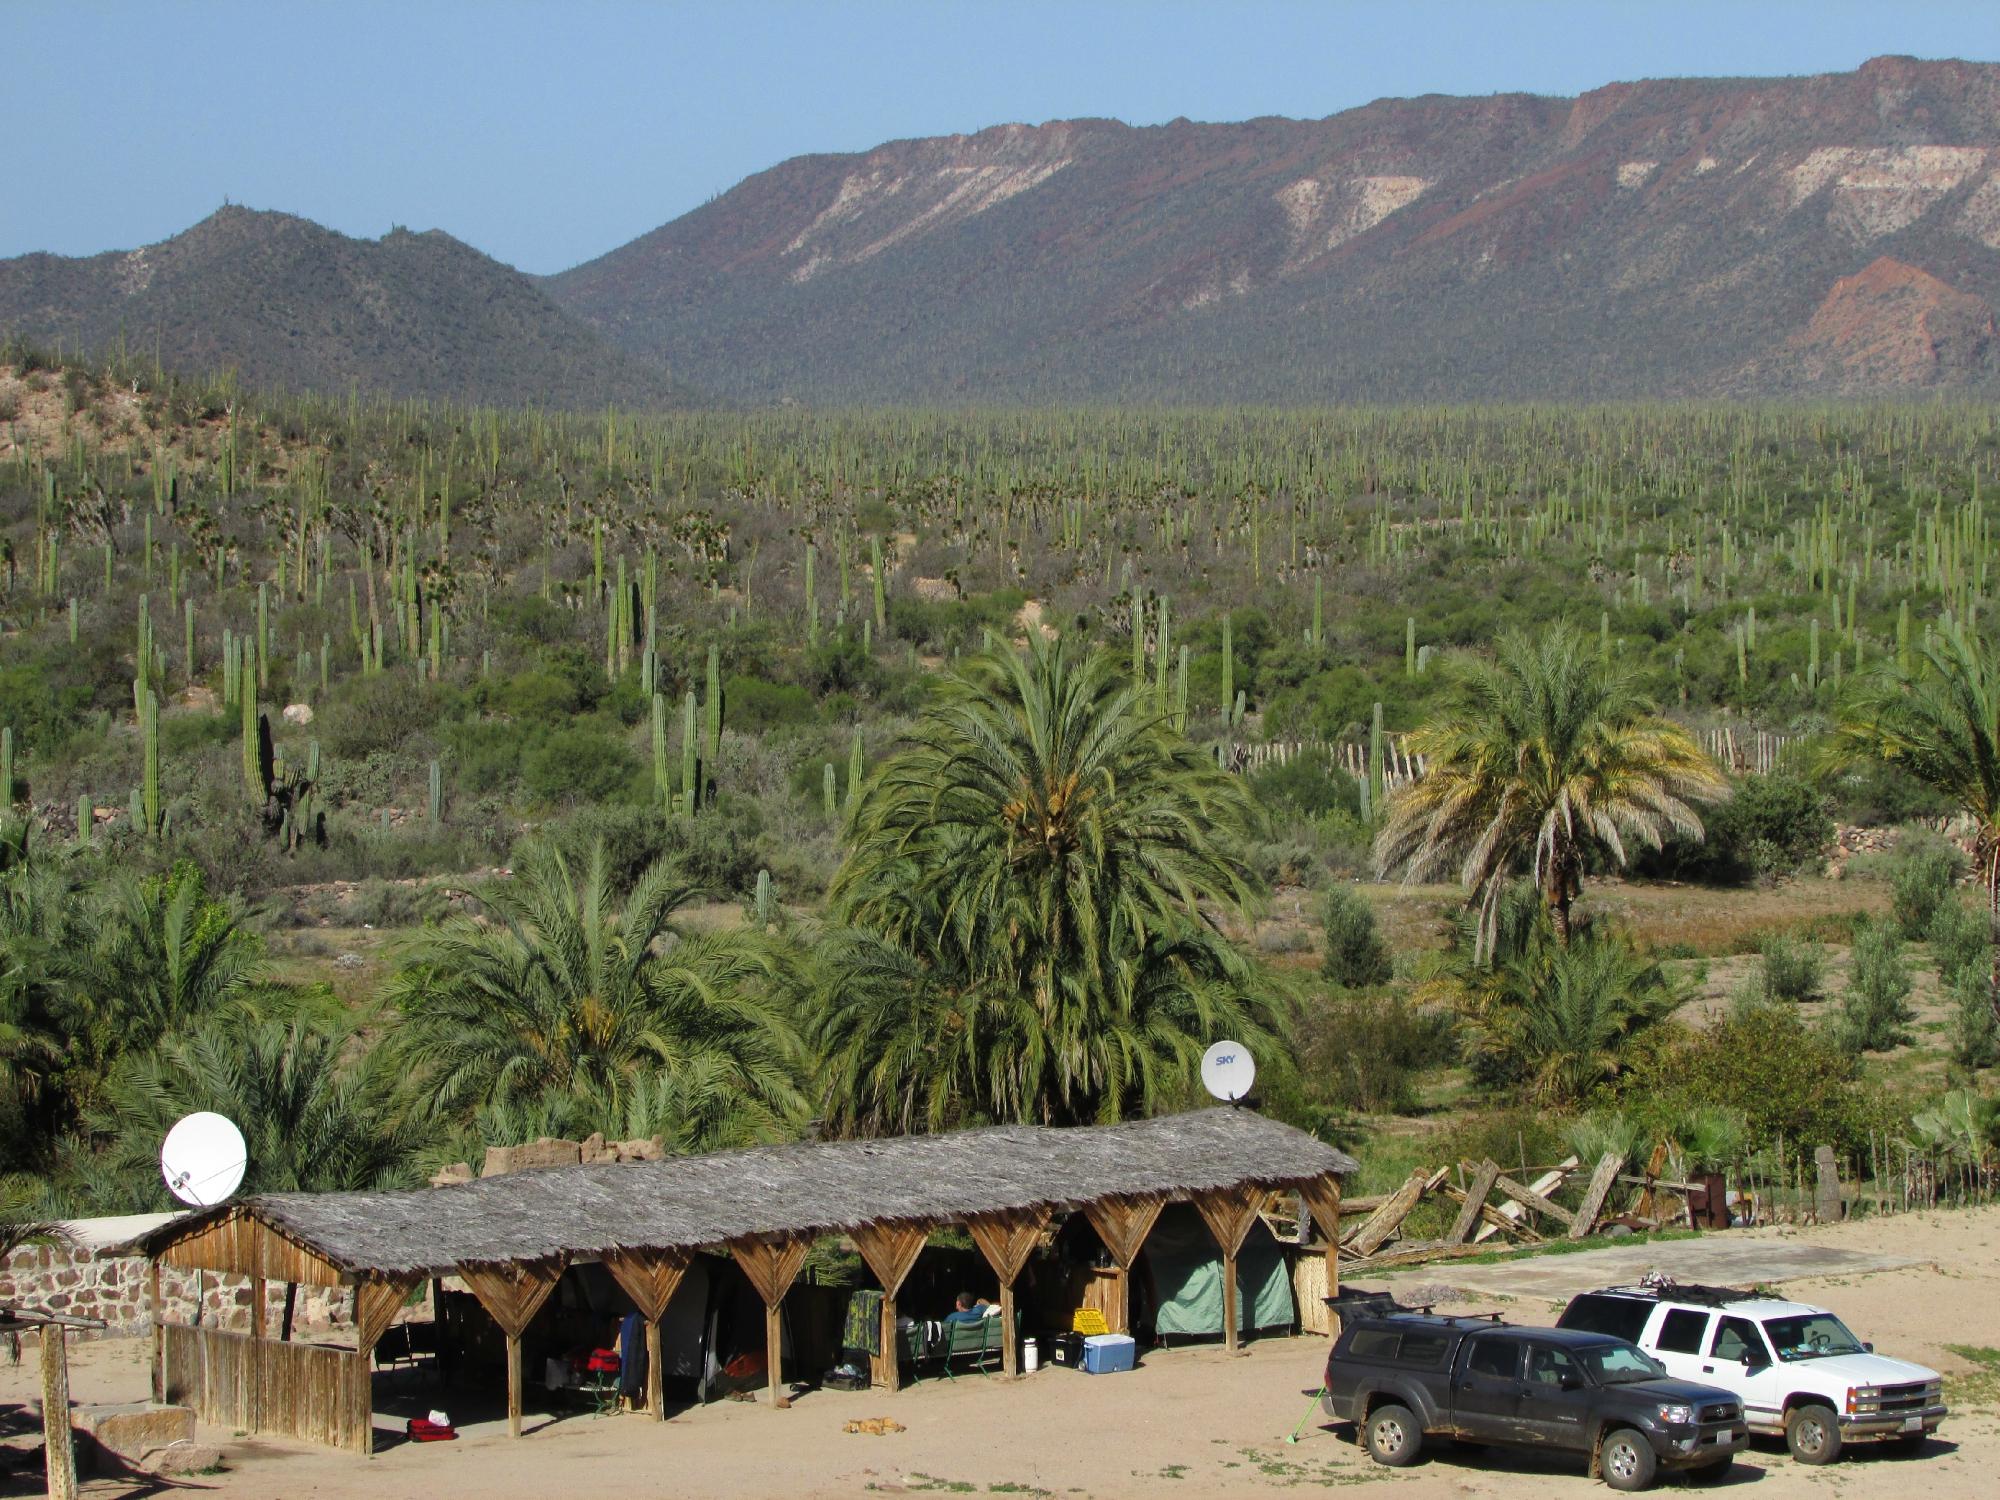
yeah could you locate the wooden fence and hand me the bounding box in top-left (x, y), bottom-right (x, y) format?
top-left (162, 1323), bottom-right (371, 1451)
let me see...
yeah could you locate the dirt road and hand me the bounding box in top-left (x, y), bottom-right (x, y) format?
top-left (7, 1202), bottom-right (1997, 1499)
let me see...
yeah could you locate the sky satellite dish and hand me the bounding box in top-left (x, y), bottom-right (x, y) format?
top-left (161, 1111), bottom-right (247, 1207)
top-left (1200, 1040), bottom-right (1256, 1103)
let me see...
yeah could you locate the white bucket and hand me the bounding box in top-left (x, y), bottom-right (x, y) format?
top-left (1022, 1337), bottom-right (1040, 1373)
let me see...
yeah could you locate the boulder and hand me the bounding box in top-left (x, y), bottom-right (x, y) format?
top-left (429, 1162), bottom-right (474, 1188)
top-left (481, 1137), bottom-right (582, 1176)
top-left (140, 1442), bottom-right (223, 1475)
top-left (72, 1403), bottom-right (194, 1472)
top-left (282, 703), bottom-right (314, 726)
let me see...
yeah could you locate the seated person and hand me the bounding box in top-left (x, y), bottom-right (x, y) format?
top-left (942, 1292), bottom-right (993, 1326)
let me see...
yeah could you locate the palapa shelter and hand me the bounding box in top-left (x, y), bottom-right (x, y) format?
top-left (131, 1107), bottom-right (1354, 1453)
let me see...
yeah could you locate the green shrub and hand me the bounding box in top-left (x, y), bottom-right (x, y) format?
top-left (1321, 885), bottom-right (1392, 987)
top-left (1928, 896), bottom-right (1986, 987)
top-left (1890, 838), bottom-right (1967, 939)
top-left (1950, 967), bottom-right (2000, 1072)
top-left (1619, 1004), bottom-right (1885, 1156)
top-left (1757, 932), bottom-right (1825, 1005)
top-left (1639, 773), bottom-right (1832, 885)
top-left (1837, 918), bottom-right (1914, 1053)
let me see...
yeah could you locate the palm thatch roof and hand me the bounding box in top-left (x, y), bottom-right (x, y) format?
top-left (134, 1108), bottom-right (1354, 1280)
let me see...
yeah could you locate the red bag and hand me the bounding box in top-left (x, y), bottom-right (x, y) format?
top-left (585, 1348), bottom-right (621, 1374)
top-left (406, 1417), bottom-right (457, 1442)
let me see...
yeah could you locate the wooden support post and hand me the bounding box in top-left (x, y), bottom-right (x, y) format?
top-left (41, 1323), bottom-right (76, 1500)
top-left (1083, 1197), bottom-right (1163, 1338)
top-left (148, 1260), bottom-right (163, 1403)
top-left (458, 1259), bottom-right (567, 1439)
top-left (849, 1223), bottom-right (929, 1393)
top-left (351, 1277), bottom-right (419, 1457)
top-left (1448, 1161), bottom-right (1501, 1245)
top-left (1192, 1188), bottom-right (1266, 1355)
top-left (967, 1210), bottom-right (1050, 1379)
top-left (249, 1274), bottom-right (266, 1433)
top-left (1296, 1175), bottom-right (1345, 1329)
top-left (603, 1249), bottom-right (693, 1422)
top-left (730, 1237), bottom-right (810, 1411)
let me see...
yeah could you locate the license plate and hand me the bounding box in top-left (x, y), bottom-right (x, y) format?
top-left (1902, 1417), bottom-right (1923, 1434)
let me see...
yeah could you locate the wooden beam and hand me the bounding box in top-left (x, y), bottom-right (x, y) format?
top-left (41, 1322), bottom-right (75, 1500)
top-left (1447, 1161), bottom-right (1501, 1245)
top-left (354, 1277), bottom-right (419, 1353)
top-left (603, 1248), bottom-right (694, 1421)
top-left (1493, 1172), bottom-right (1577, 1228)
top-left (850, 1223), bottom-right (929, 1393)
top-left (1570, 1153), bottom-right (1626, 1239)
top-left (1192, 1188), bottom-right (1266, 1354)
top-left (1342, 1168), bottom-right (1442, 1257)
top-left (1083, 1197), bottom-right (1163, 1337)
top-left (459, 1258), bottom-right (567, 1438)
top-left (730, 1237), bottom-right (811, 1409)
top-left (1471, 1156), bottom-right (1578, 1244)
top-left (967, 1209), bottom-right (1050, 1377)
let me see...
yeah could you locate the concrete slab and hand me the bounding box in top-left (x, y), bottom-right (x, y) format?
top-left (1368, 1236), bottom-right (1926, 1308)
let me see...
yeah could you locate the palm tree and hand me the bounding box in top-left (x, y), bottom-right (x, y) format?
top-left (70, 861), bottom-right (264, 1048)
top-left (823, 634), bottom-right (1285, 1130)
top-left (1830, 623), bottom-right (2000, 1026)
top-left (385, 840), bottom-right (802, 1147)
top-left (87, 1016), bottom-right (418, 1205)
top-left (1428, 917), bottom-right (1682, 1107)
top-left (1375, 624), bottom-right (1727, 958)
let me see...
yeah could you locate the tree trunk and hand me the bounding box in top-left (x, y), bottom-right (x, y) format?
top-left (1548, 888), bottom-right (1571, 947)
top-left (1987, 845), bottom-right (1999, 1031)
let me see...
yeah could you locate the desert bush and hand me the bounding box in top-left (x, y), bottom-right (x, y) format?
top-left (1321, 885), bottom-right (1393, 988)
top-left (1890, 837), bottom-right (1967, 939)
top-left (520, 725), bottom-right (640, 806)
top-left (1639, 772), bottom-right (1832, 884)
top-left (1757, 932), bottom-right (1825, 1005)
top-left (1837, 917), bottom-right (1914, 1054)
top-left (1293, 989), bottom-right (1456, 1114)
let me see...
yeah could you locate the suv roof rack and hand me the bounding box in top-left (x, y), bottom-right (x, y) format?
top-left (1602, 1275), bottom-right (1764, 1307)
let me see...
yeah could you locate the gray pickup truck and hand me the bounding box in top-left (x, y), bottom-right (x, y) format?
top-left (1322, 1312), bottom-right (1748, 1490)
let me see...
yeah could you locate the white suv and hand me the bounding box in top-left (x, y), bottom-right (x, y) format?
top-left (1557, 1282), bottom-right (1944, 1464)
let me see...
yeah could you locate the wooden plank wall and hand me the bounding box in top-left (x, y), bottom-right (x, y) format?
top-left (162, 1325), bottom-right (366, 1449)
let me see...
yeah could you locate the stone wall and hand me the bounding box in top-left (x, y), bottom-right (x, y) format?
top-left (0, 1238), bottom-right (362, 1341)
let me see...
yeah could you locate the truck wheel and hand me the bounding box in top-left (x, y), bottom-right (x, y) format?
top-left (1364, 1404), bottom-right (1422, 1467)
top-left (1785, 1404), bottom-right (1843, 1465)
top-left (1687, 1456), bottom-right (1734, 1484)
top-left (1599, 1428), bottom-right (1657, 1492)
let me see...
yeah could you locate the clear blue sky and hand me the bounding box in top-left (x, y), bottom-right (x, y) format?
top-left (12, 1), bottom-right (2000, 275)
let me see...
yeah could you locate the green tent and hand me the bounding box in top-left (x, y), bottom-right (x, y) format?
top-left (1145, 1203), bottom-right (1296, 1340)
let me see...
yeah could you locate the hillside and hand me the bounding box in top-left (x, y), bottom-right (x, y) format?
top-left (0, 206), bottom-right (693, 408)
top-left (550, 55), bottom-right (2000, 403)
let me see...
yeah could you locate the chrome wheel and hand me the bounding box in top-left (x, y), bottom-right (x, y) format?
top-left (1605, 1438), bottom-right (1641, 1482)
top-left (1375, 1418), bottom-right (1405, 1454)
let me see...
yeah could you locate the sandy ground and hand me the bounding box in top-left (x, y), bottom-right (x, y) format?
top-left (4, 1202), bottom-right (1997, 1500)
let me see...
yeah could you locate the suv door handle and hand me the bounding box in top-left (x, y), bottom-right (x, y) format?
top-left (1701, 1365), bottom-right (1715, 1373)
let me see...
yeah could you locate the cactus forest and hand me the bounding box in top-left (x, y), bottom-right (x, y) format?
top-left (1, 340), bottom-right (1997, 1212)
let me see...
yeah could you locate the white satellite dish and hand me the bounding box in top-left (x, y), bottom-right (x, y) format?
top-left (160, 1111), bottom-right (247, 1207)
top-left (1200, 1040), bottom-right (1257, 1103)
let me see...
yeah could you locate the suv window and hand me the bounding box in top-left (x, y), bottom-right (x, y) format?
top-left (1348, 1328), bottom-right (1400, 1361)
top-left (1710, 1316), bottom-right (1765, 1363)
top-left (1559, 1294), bottom-right (1652, 1345)
top-left (1465, 1337), bottom-right (1520, 1378)
top-left (1395, 1332), bottom-right (1450, 1368)
top-left (1526, 1344), bottom-right (1580, 1387)
top-left (1656, 1308), bottom-right (1710, 1355)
